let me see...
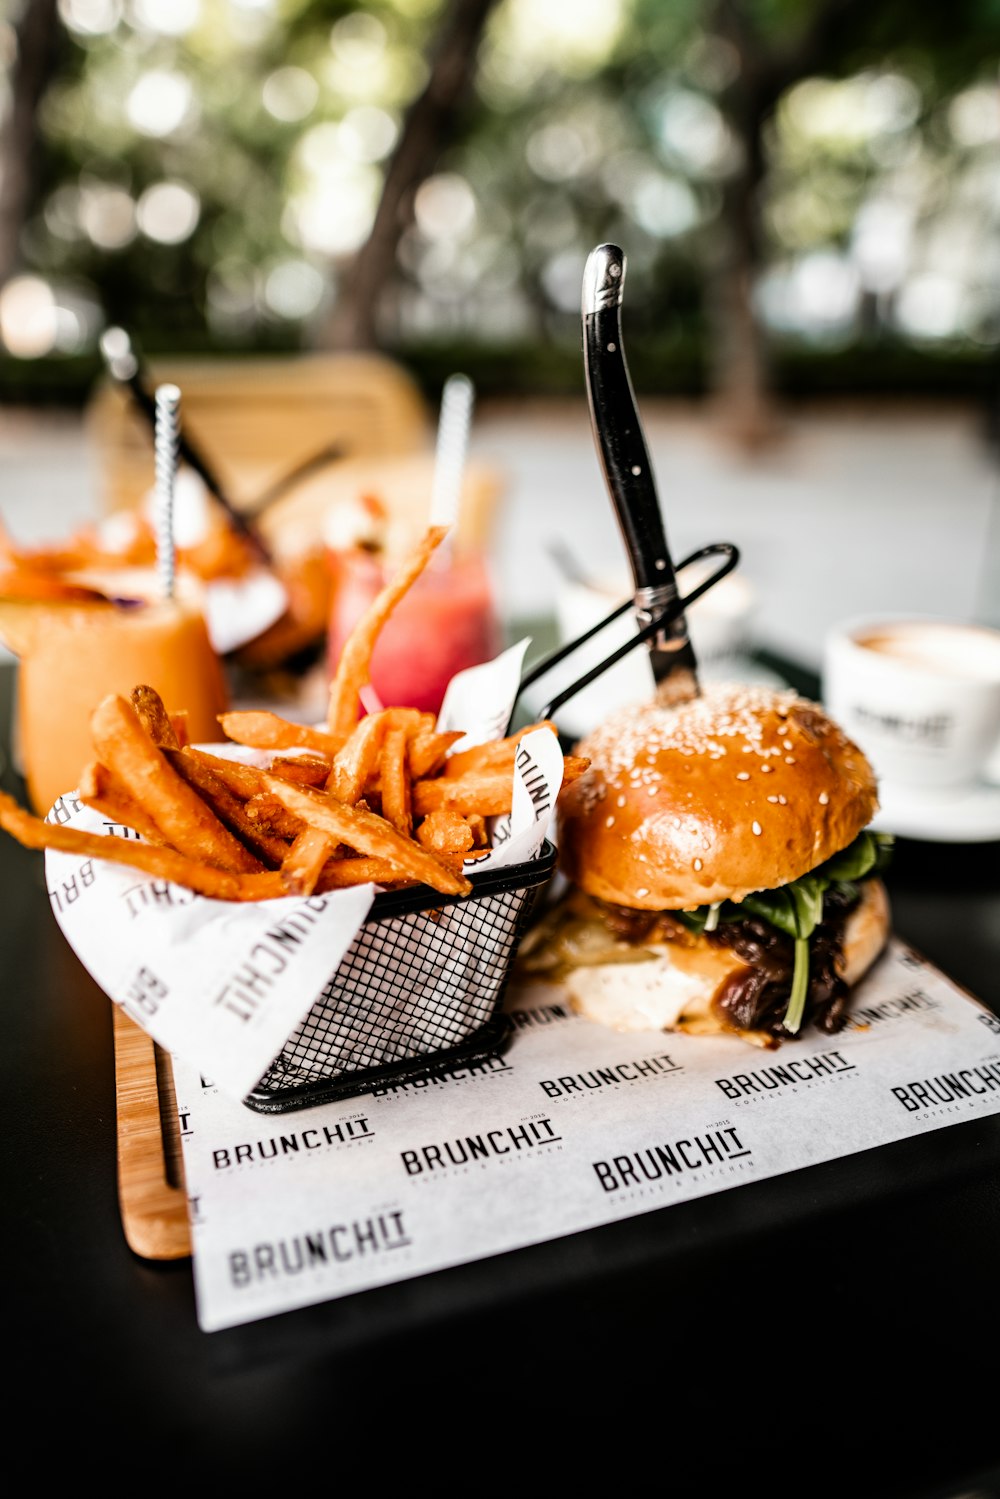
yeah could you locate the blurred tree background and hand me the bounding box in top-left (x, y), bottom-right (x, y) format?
top-left (0, 0), bottom-right (998, 425)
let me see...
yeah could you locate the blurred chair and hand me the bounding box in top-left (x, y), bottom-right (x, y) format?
top-left (87, 350), bottom-right (502, 556)
top-left (88, 351), bottom-right (430, 516)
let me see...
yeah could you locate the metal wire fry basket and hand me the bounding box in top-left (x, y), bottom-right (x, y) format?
top-left (245, 841), bottom-right (556, 1113)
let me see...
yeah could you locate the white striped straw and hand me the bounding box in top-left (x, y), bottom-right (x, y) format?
top-left (154, 383), bottom-right (181, 601)
top-left (429, 372), bottom-right (474, 536)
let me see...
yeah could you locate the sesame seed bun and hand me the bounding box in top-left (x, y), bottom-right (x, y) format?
top-left (557, 684), bottom-right (879, 910)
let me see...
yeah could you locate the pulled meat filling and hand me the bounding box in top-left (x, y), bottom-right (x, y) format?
top-left (587, 886), bottom-right (860, 1037)
top-left (706, 886), bottom-right (857, 1038)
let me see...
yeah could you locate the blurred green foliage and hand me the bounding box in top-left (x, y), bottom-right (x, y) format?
top-left (0, 0), bottom-right (998, 400)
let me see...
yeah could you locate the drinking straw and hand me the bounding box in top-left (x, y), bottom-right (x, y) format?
top-left (154, 383), bottom-right (180, 602)
top-left (429, 373), bottom-right (475, 542)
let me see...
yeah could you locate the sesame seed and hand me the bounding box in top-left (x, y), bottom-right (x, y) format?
top-left (783, 740), bottom-right (793, 751)
top-left (785, 756), bottom-right (796, 765)
top-left (616, 794), bottom-right (626, 808)
top-left (605, 815), bottom-right (615, 828)
top-left (636, 887), bottom-right (649, 897)
top-left (818, 791), bottom-right (829, 805)
top-left (574, 684), bottom-right (815, 780)
top-left (761, 764), bottom-right (772, 773)
top-left (693, 858), bottom-right (703, 871)
top-left (752, 821), bottom-right (762, 836)
top-left (767, 795), bottom-right (778, 803)
top-left (736, 771), bottom-right (750, 781)
top-left (778, 795), bottom-right (787, 805)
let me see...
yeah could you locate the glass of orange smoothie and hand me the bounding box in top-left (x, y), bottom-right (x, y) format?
top-left (0, 592), bottom-right (228, 814)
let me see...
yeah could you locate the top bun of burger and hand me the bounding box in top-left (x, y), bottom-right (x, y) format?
top-left (558, 684), bottom-right (879, 911)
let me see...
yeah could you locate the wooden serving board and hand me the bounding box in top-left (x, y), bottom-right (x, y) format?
top-left (113, 1008), bottom-right (192, 1260)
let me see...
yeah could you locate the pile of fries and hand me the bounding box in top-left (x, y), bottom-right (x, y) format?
top-left (0, 527), bottom-right (586, 902)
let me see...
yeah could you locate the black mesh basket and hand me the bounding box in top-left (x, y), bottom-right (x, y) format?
top-left (244, 841), bottom-right (556, 1113)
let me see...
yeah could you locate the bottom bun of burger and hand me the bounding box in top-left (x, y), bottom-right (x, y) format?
top-left (554, 879), bottom-right (889, 1048)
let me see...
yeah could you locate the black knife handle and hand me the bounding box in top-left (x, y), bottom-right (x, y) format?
top-left (582, 244), bottom-right (676, 598)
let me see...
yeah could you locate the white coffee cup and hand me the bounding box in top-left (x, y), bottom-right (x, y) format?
top-left (823, 615), bottom-right (1000, 790)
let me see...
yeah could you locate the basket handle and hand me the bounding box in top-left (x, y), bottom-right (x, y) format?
top-left (510, 540), bottom-right (740, 732)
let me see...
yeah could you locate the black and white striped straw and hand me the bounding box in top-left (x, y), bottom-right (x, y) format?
top-left (429, 372), bottom-right (474, 535)
top-left (154, 382), bottom-right (180, 601)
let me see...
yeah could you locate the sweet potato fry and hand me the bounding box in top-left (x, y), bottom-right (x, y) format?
top-left (560, 755), bottom-right (590, 784)
top-left (330, 707), bottom-right (422, 804)
top-left (329, 710), bottom-right (388, 803)
top-left (258, 772), bottom-right (471, 896)
top-left (442, 721), bottom-right (559, 778)
top-left (165, 749), bottom-right (288, 868)
top-left (408, 730), bottom-right (464, 779)
top-left (268, 755), bottom-right (331, 788)
top-left (281, 828), bottom-right (334, 896)
top-left (416, 808), bottom-right (474, 854)
top-left (0, 789), bottom-right (283, 901)
top-left (130, 685), bottom-right (179, 749)
top-left (244, 793), bottom-right (305, 839)
top-left (466, 812), bottom-right (488, 848)
top-left (182, 749), bottom-right (268, 800)
top-left (412, 769), bottom-right (513, 819)
top-left (90, 696), bottom-right (261, 874)
top-left (327, 526), bottom-right (448, 735)
top-left (380, 728), bottom-right (411, 836)
top-left (315, 856), bottom-right (418, 891)
top-left (78, 761), bottom-right (168, 845)
top-left (218, 711), bottom-right (345, 759)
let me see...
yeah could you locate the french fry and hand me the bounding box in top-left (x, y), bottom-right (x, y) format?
top-left (380, 728), bottom-right (411, 836)
top-left (408, 730), bottom-right (464, 779)
top-left (466, 812), bottom-right (488, 848)
top-left (0, 790), bottom-right (284, 901)
top-left (329, 710), bottom-right (388, 803)
top-left (442, 721), bottom-right (558, 778)
top-left (281, 828), bottom-right (335, 896)
top-left (244, 793), bottom-right (305, 839)
top-left (90, 696), bottom-right (262, 874)
top-left (130, 684), bottom-right (179, 749)
top-left (412, 755), bottom-right (588, 819)
top-left (558, 755), bottom-right (590, 784)
top-left (329, 707), bottom-right (422, 804)
top-left (412, 769), bottom-right (513, 819)
top-left (268, 755), bottom-right (331, 788)
top-left (327, 526), bottom-right (448, 735)
top-left (169, 712), bottom-right (190, 749)
top-left (78, 761), bottom-right (169, 845)
top-left (315, 856), bottom-right (420, 891)
top-left (182, 749), bottom-right (270, 799)
top-left (257, 772), bottom-right (471, 896)
top-left (416, 808), bottom-right (474, 854)
top-left (165, 749), bottom-right (289, 868)
top-left (218, 711), bottom-right (345, 759)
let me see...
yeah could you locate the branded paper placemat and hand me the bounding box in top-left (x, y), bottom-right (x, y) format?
top-left (173, 940), bottom-right (1000, 1331)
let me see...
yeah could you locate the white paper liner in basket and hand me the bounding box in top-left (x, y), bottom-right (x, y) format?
top-left (43, 640), bottom-right (563, 1100)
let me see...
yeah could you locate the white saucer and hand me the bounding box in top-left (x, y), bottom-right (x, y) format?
top-left (870, 777), bottom-right (1000, 843)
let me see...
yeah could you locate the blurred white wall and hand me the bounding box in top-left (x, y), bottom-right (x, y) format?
top-left (1, 397), bottom-right (997, 671)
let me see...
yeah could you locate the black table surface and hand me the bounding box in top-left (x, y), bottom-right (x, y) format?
top-left (4, 660), bottom-right (999, 1487)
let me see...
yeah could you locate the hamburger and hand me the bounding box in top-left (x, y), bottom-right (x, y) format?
top-left (520, 683), bottom-right (892, 1048)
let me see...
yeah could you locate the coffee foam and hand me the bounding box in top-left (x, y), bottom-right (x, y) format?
top-left (858, 622), bottom-right (1000, 683)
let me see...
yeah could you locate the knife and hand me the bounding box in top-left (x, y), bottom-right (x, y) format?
top-left (581, 243), bottom-right (700, 705)
top-left (99, 325), bottom-right (272, 565)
